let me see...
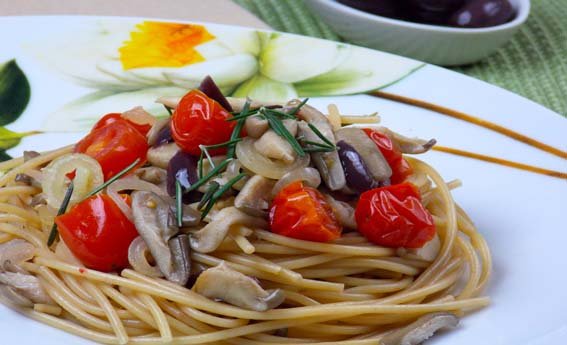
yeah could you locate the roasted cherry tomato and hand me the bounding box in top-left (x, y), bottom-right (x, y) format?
top-left (363, 128), bottom-right (413, 184)
top-left (355, 182), bottom-right (435, 248)
top-left (171, 89), bottom-right (235, 156)
top-left (92, 113), bottom-right (152, 136)
top-left (75, 120), bottom-right (148, 180)
top-left (55, 194), bottom-right (138, 272)
top-left (270, 181), bottom-right (342, 242)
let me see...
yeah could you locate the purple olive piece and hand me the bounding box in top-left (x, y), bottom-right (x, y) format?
top-left (167, 150), bottom-right (199, 198)
top-left (198, 75), bottom-right (233, 112)
top-left (153, 124), bottom-right (173, 147)
top-left (405, 0), bottom-right (465, 24)
top-left (449, 0), bottom-right (514, 28)
top-left (337, 140), bottom-right (380, 193)
top-left (338, 0), bottom-right (402, 18)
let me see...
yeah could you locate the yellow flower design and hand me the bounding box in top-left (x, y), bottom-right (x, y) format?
top-left (119, 21), bottom-right (215, 70)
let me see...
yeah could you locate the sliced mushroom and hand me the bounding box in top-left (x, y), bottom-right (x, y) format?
top-left (254, 120), bottom-right (298, 164)
top-left (131, 191), bottom-right (191, 285)
top-left (0, 272), bottom-right (53, 305)
top-left (122, 106), bottom-right (156, 128)
top-left (14, 173), bottom-right (41, 188)
top-left (147, 118), bottom-right (172, 147)
top-left (245, 115), bottom-right (269, 139)
top-left (190, 207), bottom-right (268, 253)
top-left (0, 239), bottom-right (35, 272)
top-left (324, 194), bottom-right (357, 229)
top-left (380, 313), bottom-right (459, 345)
top-left (168, 234), bottom-right (192, 286)
top-left (135, 167), bottom-right (167, 187)
top-left (375, 127), bottom-right (436, 154)
top-left (234, 175), bottom-right (275, 217)
top-left (193, 262), bottom-right (285, 311)
top-left (298, 122), bottom-right (346, 192)
top-left (335, 127), bottom-right (392, 182)
top-left (23, 151), bottom-right (40, 162)
top-left (147, 143), bottom-right (180, 169)
top-left (156, 96), bottom-right (180, 110)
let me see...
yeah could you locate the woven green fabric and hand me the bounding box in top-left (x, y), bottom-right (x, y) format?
top-left (234, 0), bottom-right (567, 116)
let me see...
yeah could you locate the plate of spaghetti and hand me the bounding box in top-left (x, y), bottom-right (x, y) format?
top-left (0, 16), bottom-right (565, 345)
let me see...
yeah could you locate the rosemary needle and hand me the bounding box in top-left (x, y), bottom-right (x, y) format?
top-left (47, 180), bottom-right (74, 247)
top-left (85, 158), bottom-right (141, 198)
top-left (200, 173), bottom-right (246, 219)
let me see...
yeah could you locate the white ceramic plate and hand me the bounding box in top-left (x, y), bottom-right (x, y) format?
top-left (0, 16), bottom-right (566, 345)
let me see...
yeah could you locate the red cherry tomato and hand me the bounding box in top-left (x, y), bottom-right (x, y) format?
top-left (92, 113), bottom-right (152, 136)
top-left (171, 89), bottom-right (235, 156)
top-left (363, 128), bottom-right (413, 184)
top-left (55, 194), bottom-right (138, 272)
top-left (270, 181), bottom-right (342, 242)
top-left (355, 182), bottom-right (435, 248)
top-left (75, 120), bottom-right (148, 180)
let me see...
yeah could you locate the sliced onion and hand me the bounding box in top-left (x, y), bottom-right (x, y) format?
top-left (236, 137), bottom-right (310, 179)
top-left (128, 236), bottom-right (163, 278)
top-left (107, 176), bottom-right (167, 221)
top-left (0, 239), bottom-right (35, 271)
top-left (271, 167), bottom-right (321, 196)
top-left (42, 154), bottom-right (104, 208)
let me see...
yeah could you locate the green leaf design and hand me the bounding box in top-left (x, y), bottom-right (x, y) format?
top-left (0, 126), bottom-right (40, 151)
top-left (232, 74), bottom-right (297, 102)
top-left (0, 60), bottom-right (31, 126)
top-left (0, 151), bottom-right (12, 162)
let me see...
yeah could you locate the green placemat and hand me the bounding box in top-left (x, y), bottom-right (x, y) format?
top-left (235, 0), bottom-right (567, 116)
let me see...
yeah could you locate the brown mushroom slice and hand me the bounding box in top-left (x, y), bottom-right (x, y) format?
top-left (254, 120), bottom-right (298, 164)
top-left (168, 234), bottom-right (192, 286)
top-left (190, 207), bottom-right (268, 253)
top-left (335, 127), bottom-right (392, 182)
top-left (122, 106), bottom-right (156, 128)
top-left (375, 127), bottom-right (436, 154)
top-left (381, 312), bottom-right (459, 345)
top-left (147, 143), bottom-right (180, 169)
top-left (244, 116), bottom-right (269, 139)
top-left (135, 167), bottom-right (167, 187)
top-left (298, 121), bottom-right (346, 191)
top-left (0, 239), bottom-right (35, 272)
top-left (291, 100), bottom-right (346, 191)
top-left (0, 272), bottom-right (53, 305)
top-left (146, 118), bottom-right (171, 147)
top-left (131, 191), bottom-right (191, 285)
top-left (234, 175), bottom-right (275, 217)
top-left (324, 195), bottom-right (356, 229)
top-left (193, 262), bottom-right (285, 311)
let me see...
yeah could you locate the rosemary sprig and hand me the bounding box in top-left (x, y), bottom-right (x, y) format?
top-left (164, 105), bottom-right (173, 116)
top-left (197, 181), bottom-right (220, 210)
top-left (307, 123), bottom-right (336, 149)
top-left (263, 108), bottom-right (296, 120)
top-left (199, 144), bottom-right (216, 169)
top-left (186, 158), bottom-right (232, 193)
top-left (227, 99), bottom-right (251, 158)
top-left (262, 109), bottom-right (305, 157)
top-left (47, 180), bottom-right (75, 247)
top-left (175, 179), bottom-right (183, 228)
top-left (197, 138), bottom-right (242, 178)
top-left (227, 107), bottom-right (258, 121)
top-left (200, 173), bottom-right (246, 219)
top-left (84, 158), bottom-right (141, 198)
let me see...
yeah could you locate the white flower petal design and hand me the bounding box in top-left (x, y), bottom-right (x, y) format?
top-left (294, 48), bottom-right (424, 96)
top-left (260, 34), bottom-right (349, 84)
top-left (163, 54), bottom-right (258, 91)
top-left (41, 87), bottom-right (186, 132)
top-left (232, 75), bottom-right (297, 102)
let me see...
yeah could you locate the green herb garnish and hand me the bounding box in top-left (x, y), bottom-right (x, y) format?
top-left (84, 158), bottom-right (141, 198)
top-left (288, 98), bottom-right (309, 116)
top-left (199, 173), bottom-right (246, 219)
top-left (227, 99), bottom-right (251, 158)
top-left (262, 109), bottom-right (305, 157)
top-left (164, 105), bottom-right (173, 116)
top-left (47, 180), bottom-right (74, 247)
top-left (197, 181), bottom-right (220, 210)
top-left (186, 158), bottom-right (232, 193)
top-left (307, 123), bottom-right (336, 149)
